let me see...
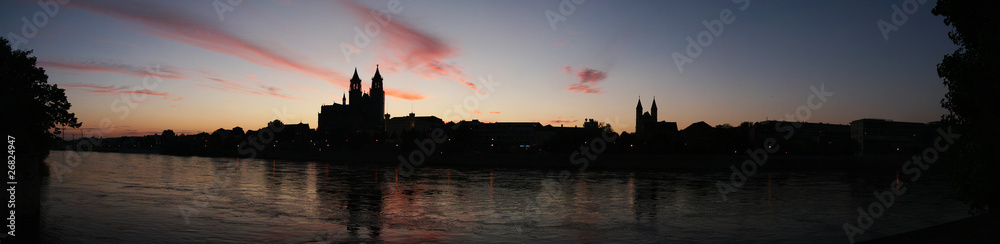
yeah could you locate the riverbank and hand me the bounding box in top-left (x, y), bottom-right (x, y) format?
top-left (50, 148), bottom-right (918, 171)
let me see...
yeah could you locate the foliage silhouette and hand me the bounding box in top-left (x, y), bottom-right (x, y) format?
top-left (1, 36), bottom-right (82, 242)
top-left (933, 0), bottom-right (1000, 214)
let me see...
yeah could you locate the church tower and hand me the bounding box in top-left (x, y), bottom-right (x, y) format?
top-left (349, 68), bottom-right (362, 105)
top-left (636, 98), bottom-right (643, 133)
top-left (651, 97), bottom-right (658, 122)
top-left (370, 64), bottom-right (385, 122)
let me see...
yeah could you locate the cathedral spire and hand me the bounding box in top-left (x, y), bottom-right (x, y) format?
top-left (351, 68), bottom-right (361, 81)
top-left (636, 96), bottom-right (643, 109)
top-left (651, 96), bottom-right (658, 122)
top-left (373, 64), bottom-right (382, 80)
top-left (349, 67), bottom-right (362, 105)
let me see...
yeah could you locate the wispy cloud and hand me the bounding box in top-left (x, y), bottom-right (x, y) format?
top-left (550, 119), bottom-right (579, 124)
top-left (60, 83), bottom-right (179, 101)
top-left (488, 111), bottom-right (501, 114)
top-left (66, 1), bottom-right (429, 101)
top-left (199, 77), bottom-right (321, 104)
top-left (246, 74), bottom-right (262, 81)
top-left (68, 1), bottom-right (344, 81)
top-left (39, 59), bottom-right (185, 79)
top-left (64, 0), bottom-right (415, 99)
top-left (549, 116), bottom-right (577, 125)
top-left (563, 66), bottom-right (607, 94)
top-left (338, 0), bottom-right (473, 91)
top-left (385, 89), bottom-right (427, 100)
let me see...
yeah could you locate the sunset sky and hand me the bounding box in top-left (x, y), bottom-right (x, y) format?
top-left (2, 0), bottom-right (955, 137)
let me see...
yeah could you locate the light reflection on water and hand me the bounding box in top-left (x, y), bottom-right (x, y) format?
top-left (41, 151), bottom-right (968, 243)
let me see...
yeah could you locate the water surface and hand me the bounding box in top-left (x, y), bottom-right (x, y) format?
top-left (42, 151), bottom-right (968, 243)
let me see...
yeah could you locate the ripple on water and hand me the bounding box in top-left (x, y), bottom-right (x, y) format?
top-left (42, 151), bottom-right (970, 243)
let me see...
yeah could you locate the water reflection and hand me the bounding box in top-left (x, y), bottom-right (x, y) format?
top-left (633, 172), bottom-right (659, 224)
top-left (41, 151), bottom-right (970, 243)
top-left (325, 165), bottom-right (383, 241)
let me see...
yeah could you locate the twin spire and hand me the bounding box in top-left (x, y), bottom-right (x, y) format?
top-left (346, 65), bottom-right (383, 105)
top-left (636, 96), bottom-right (658, 109)
top-left (351, 65), bottom-right (382, 81)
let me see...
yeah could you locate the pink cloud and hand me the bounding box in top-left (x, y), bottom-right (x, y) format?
top-left (427, 61), bottom-right (476, 90)
top-left (549, 116), bottom-right (576, 124)
top-left (39, 59), bottom-right (185, 80)
top-left (60, 83), bottom-right (176, 100)
top-left (385, 88), bottom-right (426, 101)
top-left (550, 119), bottom-right (579, 124)
top-left (200, 77), bottom-right (321, 104)
top-left (55, 71), bottom-right (82, 76)
top-left (338, 0), bottom-right (471, 91)
top-left (67, 1), bottom-right (343, 82)
top-left (563, 66), bottom-right (607, 94)
top-left (64, 1), bottom-right (429, 100)
top-left (488, 111), bottom-right (501, 114)
top-left (471, 110), bottom-right (482, 115)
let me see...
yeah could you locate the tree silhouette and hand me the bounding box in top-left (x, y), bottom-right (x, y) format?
top-left (2, 37), bottom-right (82, 155)
top-left (932, 1), bottom-right (1000, 214)
top-left (1, 37), bottom-right (82, 242)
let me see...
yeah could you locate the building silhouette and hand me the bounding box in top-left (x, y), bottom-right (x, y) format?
top-left (850, 118), bottom-right (934, 155)
top-left (456, 120), bottom-right (546, 153)
top-left (386, 113), bottom-right (446, 143)
top-left (750, 120), bottom-right (851, 154)
top-left (318, 66), bottom-right (387, 132)
top-left (635, 97), bottom-right (678, 135)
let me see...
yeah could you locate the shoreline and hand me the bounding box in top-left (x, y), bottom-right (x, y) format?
top-left (50, 149), bottom-right (918, 171)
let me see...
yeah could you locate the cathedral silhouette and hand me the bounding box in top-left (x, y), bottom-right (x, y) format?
top-left (635, 97), bottom-right (677, 135)
top-left (318, 66), bottom-right (387, 131)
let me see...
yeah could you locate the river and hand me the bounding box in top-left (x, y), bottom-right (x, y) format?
top-left (41, 150), bottom-right (969, 243)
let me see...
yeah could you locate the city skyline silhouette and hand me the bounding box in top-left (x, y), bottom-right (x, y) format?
top-left (0, 1), bottom-right (954, 138)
